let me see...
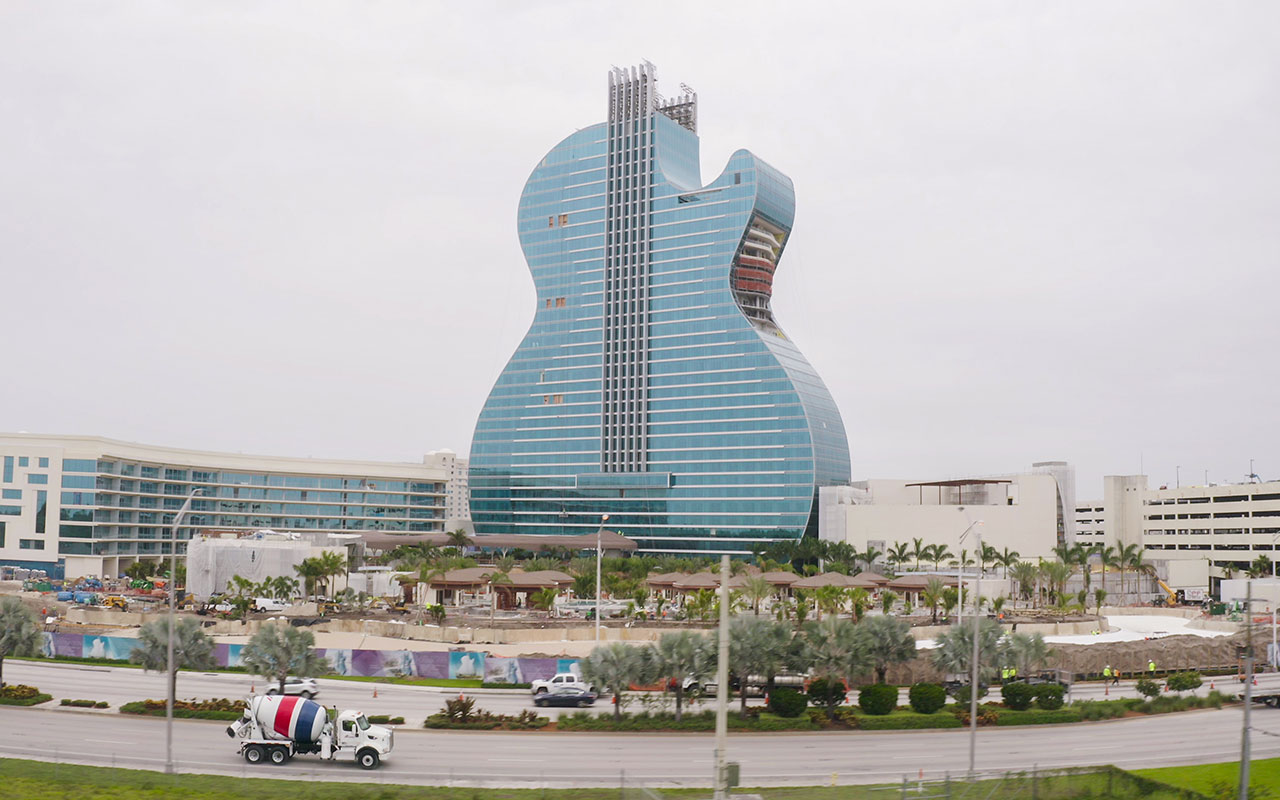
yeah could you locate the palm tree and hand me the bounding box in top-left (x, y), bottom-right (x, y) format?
top-left (1096, 545), bottom-right (1119, 595)
top-left (911, 537), bottom-right (925, 571)
top-left (860, 545), bottom-right (884, 573)
top-left (930, 545), bottom-right (954, 570)
top-left (446, 529), bottom-right (473, 553)
top-left (999, 548), bottom-right (1020, 579)
top-left (887, 542), bottom-right (911, 572)
top-left (802, 617), bottom-right (869, 717)
top-left (646, 631), bottom-right (712, 721)
top-left (240, 622), bottom-right (329, 693)
top-left (1248, 555), bottom-right (1272, 579)
top-left (1005, 631), bottom-right (1051, 675)
top-left (931, 616), bottom-right (1005, 683)
top-left (580, 643), bottom-right (645, 722)
top-left (529, 587), bottom-right (558, 613)
top-left (728, 618), bottom-right (792, 716)
top-left (1127, 548), bottom-right (1153, 602)
top-left (941, 587), bottom-right (959, 619)
top-left (130, 617), bottom-right (216, 701)
top-left (879, 589), bottom-right (899, 615)
top-left (742, 576), bottom-right (774, 616)
top-left (292, 558), bottom-right (324, 602)
top-left (979, 544), bottom-right (999, 575)
top-left (1117, 543), bottom-right (1141, 605)
top-left (1093, 588), bottom-right (1108, 615)
top-left (921, 578), bottom-right (945, 624)
top-left (847, 587), bottom-right (872, 622)
top-left (488, 568), bottom-right (512, 627)
top-left (0, 597), bottom-right (41, 687)
top-left (270, 576), bottom-right (299, 602)
top-left (814, 585), bottom-right (846, 619)
top-left (1010, 561), bottom-right (1038, 607)
top-left (855, 614), bottom-right (916, 683)
top-left (315, 550), bottom-right (348, 599)
top-left (1041, 560), bottom-right (1073, 605)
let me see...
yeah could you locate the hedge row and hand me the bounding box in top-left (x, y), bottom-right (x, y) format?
top-left (556, 710), bottom-right (819, 732)
top-left (119, 701), bottom-right (244, 721)
top-left (0, 693), bottom-right (52, 707)
top-left (60, 699), bottom-right (110, 709)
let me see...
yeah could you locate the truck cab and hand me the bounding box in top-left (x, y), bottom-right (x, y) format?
top-left (531, 672), bottom-right (597, 695)
top-left (325, 710), bottom-right (393, 769)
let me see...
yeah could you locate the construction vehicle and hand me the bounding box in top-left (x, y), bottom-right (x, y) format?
top-left (101, 596), bottom-right (130, 611)
top-left (225, 694), bottom-right (392, 769)
top-left (1156, 579), bottom-right (1178, 607)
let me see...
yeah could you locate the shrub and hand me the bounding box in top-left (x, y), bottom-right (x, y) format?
top-left (908, 683), bottom-right (947, 715)
top-left (119, 699), bottom-right (246, 720)
top-left (95, 701), bottom-right (109, 709)
top-left (0, 685), bottom-right (52, 706)
top-left (1135, 678), bottom-right (1161, 698)
top-left (953, 683), bottom-right (989, 706)
top-left (59, 699), bottom-right (102, 708)
top-left (1001, 682), bottom-right (1035, 711)
top-left (994, 708), bottom-right (1081, 726)
top-left (768, 688), bottom-right (808, 718)
top-left (0, 684), bottom-right (40, 700)
top-left (1073, 700), bottom-right (1128, 721)
top-left (858, 713), bottom-right (962, 730)
top-left (1166, 671), bottom-right (1203, 693)
top-left (806, 678), bottom-right (846, 709)
top-left (1034, 684), bottom-right (1065, 710)
top-left (367, 715), bottom-right (405, 725)
top-left (858, 684), bottom-right (898, 716)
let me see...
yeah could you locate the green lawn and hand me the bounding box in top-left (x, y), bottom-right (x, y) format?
top-left (0, 758), bottom-right (1210, 800)
top-left (1133, 757), bottom-right (1280, 795)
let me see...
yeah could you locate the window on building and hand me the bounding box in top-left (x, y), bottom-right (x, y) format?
top-left (2, 456), bottom-right (11, 483)
top-left (18, 457), bottom-right (28, 467)
top-left (559, 214), bottom-right (569, 226)
top-left (0, 506), bottom-right (20, 516)
top-left (1, 489), bottom-right (19, 500)
top-left (27, 474), bottom-right (47, 485)
top-left (19, 539), bottom-right (45, 550)
top-left (63, 459), bottom-right (98, 473)
top-left (38, 457), bottom-right (48, 468)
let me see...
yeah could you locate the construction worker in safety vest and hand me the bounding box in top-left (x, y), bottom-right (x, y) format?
top-left (1010, 666), bottom-right (1017, 680)
top-left (1148, 659), bottom-right (1156, 675)
top-left (1103, 665), bottom-right (1112, 682)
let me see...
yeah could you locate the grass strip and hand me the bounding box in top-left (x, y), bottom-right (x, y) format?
top-left (0, 758), bottom-right (1218, 800)
top-left (1133, 757), bottom-right (1280, 795)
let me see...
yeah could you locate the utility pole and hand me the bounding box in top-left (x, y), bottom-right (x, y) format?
top-left (166, 488), bottom-right (201, 775)
top-left (595, 514), bottom-right (609, 642)
top-left (713, 554), bottom-right (730, 799)
top-left (1241, 579), bottom-right (1253, 800)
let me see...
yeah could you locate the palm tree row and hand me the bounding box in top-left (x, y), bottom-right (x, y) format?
top-left (1005, 542), bottom-right (1156, 610)
top-left (580, 614), bottom-right (919, 721)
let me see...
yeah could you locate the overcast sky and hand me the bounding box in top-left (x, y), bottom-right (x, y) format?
top-left (2, 2), bottom-right (1276, 497)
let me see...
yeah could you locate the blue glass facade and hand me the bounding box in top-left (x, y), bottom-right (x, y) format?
top-left (470, 65), bottom-right (850, 554)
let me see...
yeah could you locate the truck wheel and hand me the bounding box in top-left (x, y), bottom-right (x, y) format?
top-left (266, 688), bottom-right (278, 695)
top-left (357, 748), bottom-right (380, 770)
top-left (244, 745), bottom-right (265, 765)
top-left (300, 691), bottom-right (314, 699)
top-left (269, 746), bottom-right (289, 764)
top-left (535, 687), bottom-right (548, 695)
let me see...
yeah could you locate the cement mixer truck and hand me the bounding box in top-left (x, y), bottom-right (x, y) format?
top-left (225, 694), bottom-right (393, 769)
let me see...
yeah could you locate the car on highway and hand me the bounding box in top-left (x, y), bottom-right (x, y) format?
top-left (532, 685), bottom-right (597, 708)
top-left (265, 677), bottom-right (319, 699)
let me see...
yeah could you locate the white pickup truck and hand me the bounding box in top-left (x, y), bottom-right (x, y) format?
top-left (531, 672), bottom-right (599, 696)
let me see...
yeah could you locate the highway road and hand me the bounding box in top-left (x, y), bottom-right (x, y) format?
top-left (4, 699), bottom-right (1280, 788)
top-left (5, 660), bottom-right (1280, 788)
top-left (8, 659), bottom-right (1276, 722)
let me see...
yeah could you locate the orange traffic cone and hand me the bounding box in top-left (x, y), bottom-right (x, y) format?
top-left (1104, 684), bottom-right (1109, 696)
top-left (1254, 677), bottom-right (1259, 686)
top-left (250, 683), bottom-right (255, 694)
top-left (1210, 681), bottom-right (1215, 690)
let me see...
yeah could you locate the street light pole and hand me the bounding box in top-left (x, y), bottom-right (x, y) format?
top-left (713, 554), bottom-right (730, 800)
top-left (959, 520), bottom-right (984, 779)
top-left (165, 487), bottom-right (201, 775)
top-left (595, 514), bottom-right (609, 642)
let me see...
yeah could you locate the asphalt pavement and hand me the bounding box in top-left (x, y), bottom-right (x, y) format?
top-left (7, 660), bottom-right (1280, 788)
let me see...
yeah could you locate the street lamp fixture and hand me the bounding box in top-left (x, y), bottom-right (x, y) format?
top-left (959, 519), bottom-right (984, 779)
top-left (595, 514), bottom-right (609, 642)
top-left (166, 487), bottom-right (203, 775)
